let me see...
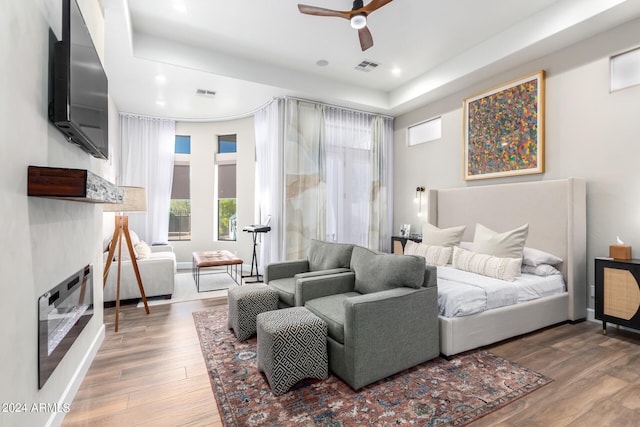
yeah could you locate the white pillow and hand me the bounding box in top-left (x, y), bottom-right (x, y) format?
top-left (521, 264), bottom-right (562, 276)
top-left (421, 223), bottom-right (466, 247)
top-left (102, 234), bottom-right (113, 253)
top-left (522, 247), bottom-right (562, 266)
top-left (452, 246), bottom-right (522, 281)
top-left (115, 243), bottom-right (138, 261)
top-left (109, 230), bottom-right (141, 261)
top-left (128, 230), bottom-right (141, 246)
top-left (459, 241), bottom-right (472, 250)
top-left (135, 241), bottom-right (152, 260)
top-left (466, 240), bottom-right (561, 267)
top-left (471, 223), bottom-right (528, 259)
top-left (404, 240), bottom-right (452, 267)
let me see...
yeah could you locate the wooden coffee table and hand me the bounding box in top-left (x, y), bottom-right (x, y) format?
top-left (192, 250), bottom-right (243, 292)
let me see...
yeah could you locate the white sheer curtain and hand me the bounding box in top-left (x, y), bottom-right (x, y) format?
top-left (281, 98), bottom-right (394, 257)
top-left (284, 99), bottom-right (326, 260)
top-left (369, 115), bottom-right (394, 252)
top-left (120, 114), bottom-right (175, 244)
top-left (254, 99), bottom-right (284, 268)
top-left (324, 107), bottom-right (372, 246)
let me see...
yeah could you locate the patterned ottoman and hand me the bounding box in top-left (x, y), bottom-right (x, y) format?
top-left (227, 283), bottom-right (279, 341)
top-left (256, 307), bottom-right (328, 395)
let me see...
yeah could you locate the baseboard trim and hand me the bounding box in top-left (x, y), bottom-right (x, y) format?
top-left (48, 323), bottom-right (105, 427)
top-left (177, 261), bottom-right (191, 270)
top-left (586, 307), bottom-right (640, 334)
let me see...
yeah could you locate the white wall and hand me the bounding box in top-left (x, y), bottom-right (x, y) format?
top-left (393, 18), bottom-right (640, 309)
top-left (173, 118), bottom-right (257, 268)
top-left (0, 0), bottom-right (112, 425)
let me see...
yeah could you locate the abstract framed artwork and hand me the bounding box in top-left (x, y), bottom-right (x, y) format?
top-left (463, 71), bottom-right (545, 180)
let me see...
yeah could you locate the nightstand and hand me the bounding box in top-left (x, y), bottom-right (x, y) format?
top-left (391, 235), bottom-right (422, 254)
top-left (594, 257), bottom-right (640, 335)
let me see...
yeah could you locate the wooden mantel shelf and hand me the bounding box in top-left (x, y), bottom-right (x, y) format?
top-left (28, 166), bottom-right (123, 204)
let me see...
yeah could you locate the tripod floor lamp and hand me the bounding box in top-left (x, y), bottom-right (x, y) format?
top-left (102, 186), bottom-right (149, 332)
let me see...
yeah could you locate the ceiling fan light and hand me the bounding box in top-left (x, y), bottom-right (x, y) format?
top-left (350, 13), bottom-right (367, 30)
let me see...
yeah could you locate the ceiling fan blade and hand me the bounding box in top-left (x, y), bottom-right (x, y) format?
top-left (361, 0), bottom-right (394, 14)
top-left (298, 4), bottom-right (351, 19)
top-left (358, 26), bottom-right (374, 51)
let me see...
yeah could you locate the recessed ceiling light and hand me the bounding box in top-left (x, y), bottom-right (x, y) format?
top-left (316, 59), bottom-right (329, 67)
top-left (173, 3), bottom-right (186, 13)
top-left (391, 67), bottom-right (402, 76)
top-left (156, 100), bottom-right (166, 107)
top-left (155, 74), bottom-right (166, 84)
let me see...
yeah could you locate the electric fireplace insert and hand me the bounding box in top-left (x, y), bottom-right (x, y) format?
top-left (38, 265), bottom-right (93, 389)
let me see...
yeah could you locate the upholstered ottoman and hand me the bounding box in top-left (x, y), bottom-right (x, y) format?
top-left (256, 307), bottom-right (328, 395)
top-left (227, 283), bottom-right (279, 341)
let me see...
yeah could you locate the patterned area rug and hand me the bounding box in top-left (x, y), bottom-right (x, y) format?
top-left (193, 307), bottom-right (552, 426)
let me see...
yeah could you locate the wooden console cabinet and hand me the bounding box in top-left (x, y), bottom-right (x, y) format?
top-left (594, 257), bottom-right (640, 334)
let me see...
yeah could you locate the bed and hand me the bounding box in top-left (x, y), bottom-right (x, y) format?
top-left (426, 178), bottom-right (587, 356)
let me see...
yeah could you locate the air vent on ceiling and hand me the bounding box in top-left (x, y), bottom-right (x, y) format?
top-left (355, 60), bottom-right (380, 72)
top-left (196, 89), bottom-right (216, 97)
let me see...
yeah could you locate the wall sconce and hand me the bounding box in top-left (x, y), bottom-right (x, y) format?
top-left (415, 186), bottom-right (425, 216)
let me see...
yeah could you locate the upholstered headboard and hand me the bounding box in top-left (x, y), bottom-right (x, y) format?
top-left (427, 178), bottom-right (587, 321)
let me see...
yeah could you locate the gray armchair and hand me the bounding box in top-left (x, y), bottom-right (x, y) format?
top-left (303, 246), bottom-right (439, 390)
top-left (264, 239), bottom-right (354, 308)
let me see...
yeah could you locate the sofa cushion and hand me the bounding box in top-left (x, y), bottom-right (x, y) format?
top-left (307, 240), bottom-right (354, 272)
top-left (148, 251), bottom-right (177, 272)
top-left (350, 246), bottom-right (425, 294)
top-left (267, 277), bottom-right (296, 307)
top-left (305, 292), bottom-right (359, 344)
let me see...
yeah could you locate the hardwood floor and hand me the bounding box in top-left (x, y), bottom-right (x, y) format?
top-left (64, 299), bottom-right (640, 427)
top-left (475, 321), bottom-right (640, 426)
top-left (63, 297), bottom-right (227, 427)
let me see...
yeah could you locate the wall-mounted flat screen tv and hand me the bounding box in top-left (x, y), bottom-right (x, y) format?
top-left (50, 0), bottom-right (109, 160)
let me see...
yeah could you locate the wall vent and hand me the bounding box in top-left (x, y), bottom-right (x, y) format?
top-left (355, 60), bottom-right (380, 72)
top-left (196, 89), bottom-right (216, 97)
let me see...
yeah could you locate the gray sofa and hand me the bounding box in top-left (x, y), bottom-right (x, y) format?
top-left (301, 246), bottom-right (439, 390)
top-left (264, 239), bottom-right (354, 308)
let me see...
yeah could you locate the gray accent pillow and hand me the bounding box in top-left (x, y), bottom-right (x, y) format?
top-left (307, 240), bottom-right (354, 271)
top-left (350, 246), bottom-right (425, 294)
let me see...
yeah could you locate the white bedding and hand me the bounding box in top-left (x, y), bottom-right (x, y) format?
top-left (437, 265), bottom-right (566, 318)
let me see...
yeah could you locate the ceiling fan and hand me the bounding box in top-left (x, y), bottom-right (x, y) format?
top-left (298, 0), bottom-right (394, 51)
